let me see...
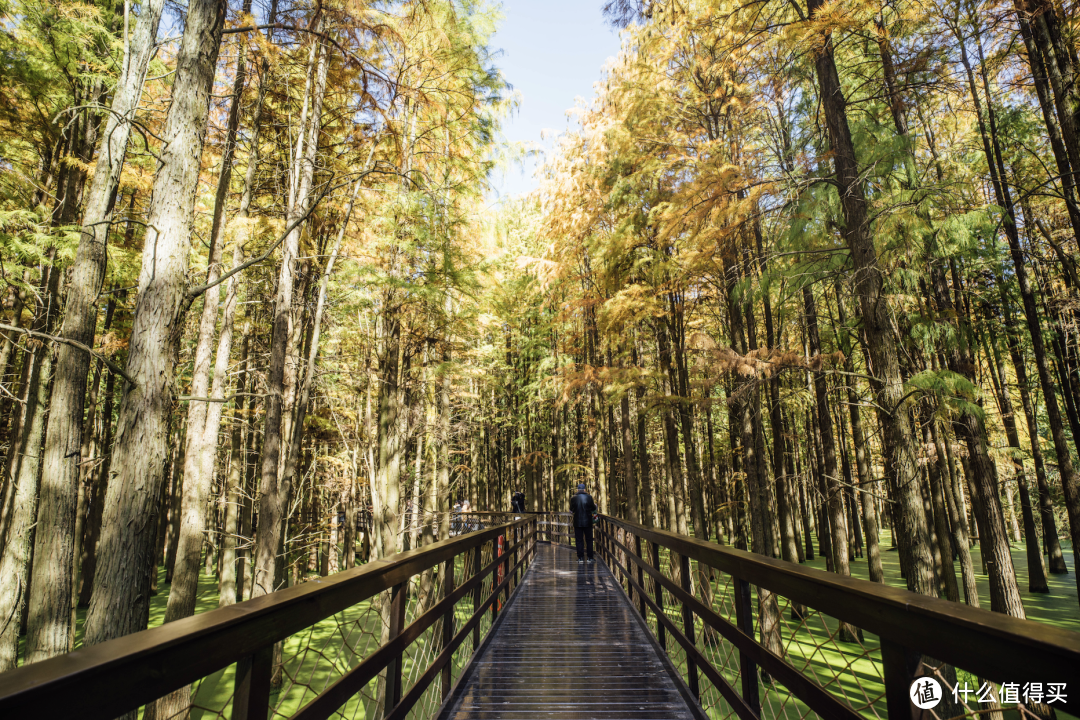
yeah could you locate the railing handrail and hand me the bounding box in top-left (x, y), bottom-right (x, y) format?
top-left (452, 511), bottom-right (571, 516)
top-left (0, 518), bottom-right (534, 720)
top-left (599, 515), bottom-right (1080, 718)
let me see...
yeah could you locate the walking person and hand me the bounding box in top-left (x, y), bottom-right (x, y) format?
top-left (570, 483), bottom-right (596, 564)
top-left (511, 489), bottom-right (526, 513)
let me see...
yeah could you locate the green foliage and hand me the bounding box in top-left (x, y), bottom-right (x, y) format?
top-left (905, 369), bottom-right (985, 421)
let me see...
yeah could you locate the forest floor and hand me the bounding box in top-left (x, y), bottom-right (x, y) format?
top-left (801, 528), bottom-right (1079, 631)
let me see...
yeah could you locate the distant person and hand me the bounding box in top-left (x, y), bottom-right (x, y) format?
top-left (451, 499), bottom-right (463, 535)
top-left (511, 489), bottom-right (526, 513)
top-left (569, 483), bottom-right (597, 564)
top-left (461, 499), bottom-right (474, 530)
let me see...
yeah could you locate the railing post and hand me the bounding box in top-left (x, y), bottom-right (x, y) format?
top-left (679, 552), bottom-right (699, 701)
top-left (600, 518), bottom-right (607, 559)
top-left (512, 524), bottom-right (520, 589)
top-left (232, 644), bottom-right (272, 720)
top-left (650, 541), bottom-right (666, 649)
top-left (634, 534), bottom-right (646, 618)
top-left (502, 531), bottom-right (511, 605)
top-left (733, 576), bottom-right (761, 715)
top-left (881, 638), bottom-right (922, 720)
top-left (492, 536), bottom-right (502, 620)
top-left (441, 557), bottom-right (456, 700)
top-left (472, 544), bottom-right (482, 650)
top-left (385, 581), bottom-right (407, 709)
top-left (609, 520), bottom-right (615, 560)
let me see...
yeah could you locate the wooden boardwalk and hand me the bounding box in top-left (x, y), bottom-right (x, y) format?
top-left (439, 543), bottom-right (702, 720)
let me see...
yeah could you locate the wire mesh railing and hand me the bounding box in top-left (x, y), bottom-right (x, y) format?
top-left (596, 516), bottom-right (1080, 720)
top-left (0, 518), bottom-right (538, 720)
top-left (432, 511), bottom-right (572, 546)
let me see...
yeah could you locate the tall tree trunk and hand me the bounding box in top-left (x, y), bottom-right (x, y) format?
top-left (620, 384), bottom-right (639, 523)
top-left (632, 340), bottom-right (654, 527)
top-left (982, 325), bottom-right (1049, 592)
top-left (959, 29), bottom-right (1080, 599)
top-left (921, 417), bottom-right (961, 602)
top-left (807, 0), bottom-right (937, 596)
top-left (0, 263), bottom-right (60, 670)
top-left (998, 278), bottom-right (1069, 573)
top-left (656, 320), bottom-right (689, 536)
top-left (252, 28), bottom-right (328, 598)
top-left (83, 0), bottom-right (228, 650)
top-left (929, 419), bottom-right (979, 606)
top-left (803, 286), bottom-right (852, 586)
top-left (927, 264), bottom-right (1026, 615)
top-left (72, 292), bottom-right (118, 615)
top-left (78, 307), bottom-right (121, 608)
top-left (156, 14), bottom-right (255, 693)
top-left (669, 301), bottom-right (707, 540)
top-left (375, 306), bottom-right (404, 560)
top-left (31, 0), bottom-right (166, 663)
top-left (220, 328), bottom-right (250, 607)
top-left (834, 289), bottom-right (883, 581)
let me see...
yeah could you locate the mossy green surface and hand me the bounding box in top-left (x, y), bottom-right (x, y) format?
top-left (800, 528), bottom-right (1078, 631)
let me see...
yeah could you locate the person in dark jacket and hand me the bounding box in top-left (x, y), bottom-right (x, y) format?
top-left (569, 483), bottom-right (597, 563)
top-left (511, 490), bottom-right (526, 513)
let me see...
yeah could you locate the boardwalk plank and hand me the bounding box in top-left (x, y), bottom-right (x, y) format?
top-left (439, 543), bottom-right (701, 720)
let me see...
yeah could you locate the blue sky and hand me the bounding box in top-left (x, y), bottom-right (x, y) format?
top-left (487, 1), bottom-right (623, 201)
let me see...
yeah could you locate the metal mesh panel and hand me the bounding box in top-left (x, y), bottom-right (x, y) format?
top-left (602, 523), bottom-right (1066, 720)
top-left (136, 521), bottom-right (533, 720)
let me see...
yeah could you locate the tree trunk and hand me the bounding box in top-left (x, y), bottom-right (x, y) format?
top-left (803, 286), bottom-right (852, 583)
top-left (78, 315), bottom-right (120, 608)
top-left (155, 16), bottom-right (254, 696)
top-left (929, 419), bottom-right (979, 606)
top-left (30, 0), bottom-right (166, 663)
top-left (83, 0), bottom-right (228, 650)
top-left (807, 0), bottom-right (937, 596)
top-left (632, 340), bottom-right (654, 527)
top-left (656, 320), bottom-right (689, 536)
top-left (669, 302), bottom-right (707, 540)
top-left (0, 263), bottom-right (60, 670)
top-left (921, 418), bottom-right (960, 602)
top-left (982, 324), bottom-right (1049, 592)
top-left (252, 28), bottom-right (328, 598)
top-left (219, 329), bottom-right (250, 607)
top-left (960, 31), bottom-right (1080, 599)
top-left (998, 279), bottom-right (1069, 574)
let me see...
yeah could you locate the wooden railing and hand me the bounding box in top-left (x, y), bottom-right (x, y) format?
top-left (0, 518), bottom-right (538, 720)
top-left (451, 511), bottom-right (573, 547)
top-left (596, 515), bottom-right (1080, 720)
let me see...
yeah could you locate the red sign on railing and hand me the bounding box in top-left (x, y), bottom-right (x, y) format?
top-left (496, 534), bottom-right (504, 610)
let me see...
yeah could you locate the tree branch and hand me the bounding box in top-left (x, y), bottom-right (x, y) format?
top-left (0, 323), bottom-right (136, 385)
top-left (185, 176), bottom-right (338, 299)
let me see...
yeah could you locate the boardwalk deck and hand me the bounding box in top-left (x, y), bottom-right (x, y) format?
top-left (438, 542), bottom-right (703, 720)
